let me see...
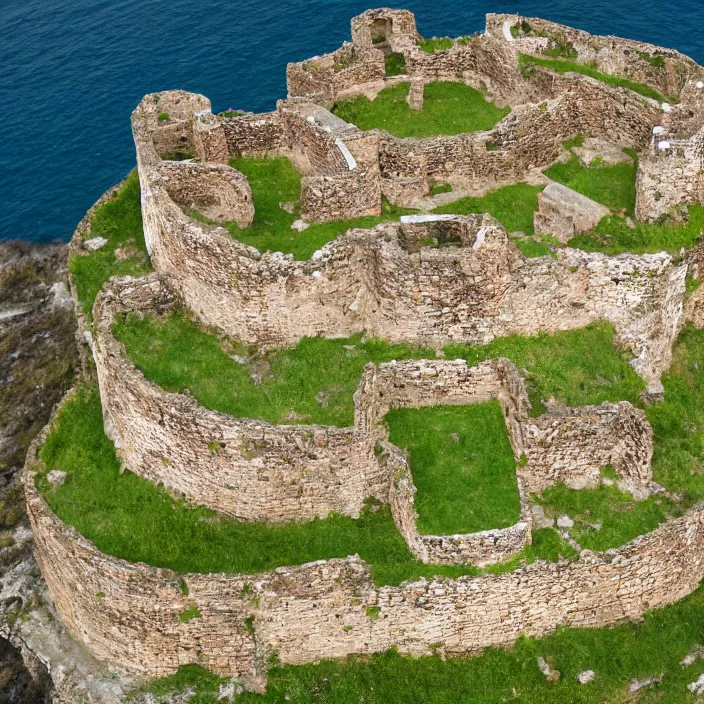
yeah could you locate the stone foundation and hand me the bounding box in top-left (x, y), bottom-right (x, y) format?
top-left (25, 415), bottom-right (704, 685)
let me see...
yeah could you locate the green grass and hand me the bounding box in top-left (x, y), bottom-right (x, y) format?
top-left (568, 206), bottom-right (704, 255)
top-left (386, 403), bottom-right (521, 534)
top-left (417, 37), bottom-right (454, 53)
top-left (142, 581), bottom-right (704, 703)
top-left (537, 326), bottom-right (704, 550)
top-left (538, 483), bottom-right (678, 552)
top-left (543, 151), bottom-right (637, 216)
top-left (116, 311), bottom-right (643, 426)
top-left (428, 179), bottom-right (453, 196)
top-left (69, 170), bottom-right (151, 323)
top-left (647, 326), bottom-right (704, 505)
top-left (225, 157), bottom-right (415, 260)
top-left (113, 313), bottom-right (437, 428)
top-left (36, 384), bottom-right (485, 586)
top-left (431, 183), bottom-right (544, 234)
top-left (519, 54), bottom-right (668, 103)
top-left (332, 82), bottom-right (510, 138)
top-left (385, 53), bottom-right (406, 76)
top-left (513, 238), bottom-right (553, 258)
top-left (445, 323), bottom-right (645, 416)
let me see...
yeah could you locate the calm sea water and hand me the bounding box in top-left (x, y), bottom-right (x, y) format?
top-left (1, 0), bottom-right (703, 243)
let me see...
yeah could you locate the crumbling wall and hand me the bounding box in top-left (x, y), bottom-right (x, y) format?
top-left (520, 402), bottom-right (653, 498)
top-left (286, 43), bottom-right (386, 108)
top-left (92, 275), bottom-right (386, 523)
top-left (376, 76), bottom-right (656, 199)
top-left (157, 161), bottom-right (254, 227)
top-left (487, 13), bottom-right (704, 103)
top-left (635, 127), bottom-right (704, 221)
top-left (26, 431), bottom-right (704, 684)
top-left (131, 93), bottom-right (685, 391)
top-left (219, 111), bottom-right (284, 157)
top-left (350, 9), bottom-right (419, 52)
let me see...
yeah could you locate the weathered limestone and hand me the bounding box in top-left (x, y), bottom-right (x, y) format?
top-left (534, 182), bottom-right (611, 242)
top-left (25, 419), bottom-right (704, 683)
top-left (93, 275), bottom-right (654, 532)
top-left (635, 126), bottom-right (704, 221)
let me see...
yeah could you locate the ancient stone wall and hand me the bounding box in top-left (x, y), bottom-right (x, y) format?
top-left (286, 44), bottom-right (386, 108)
top-left (635, 127), bottom-right (704, 221)
top-left (157, 160), bottom-right (254, 227)
top-left (487, 13), bottom-right (704, 103)
top-left (350, 9), bottom-right (419, 51)
top-left (520, 402), bottom-right (653, 499)
top-left (92, 275), bottom-right (386, 523)
top-left (131, 94), bottom-right (686, 392)
top-left (25, 426), bottom-right (704, 685)
top-left (374, 76), bottom-right (656, 198)
top-left (219, 111), bottom-right (284, 158)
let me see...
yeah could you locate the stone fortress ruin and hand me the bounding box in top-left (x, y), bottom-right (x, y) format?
top-left (24, 8), bottom-right (704, 694)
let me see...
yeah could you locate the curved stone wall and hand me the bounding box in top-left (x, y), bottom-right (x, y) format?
top-left (25, 412), bottom-right (704, 685)
top-left (129, 95), bottom-right (689, 390)
top-left (93, 274), bottom-right (384, 523)
top-left (487, 13), bottom-right (704, 103)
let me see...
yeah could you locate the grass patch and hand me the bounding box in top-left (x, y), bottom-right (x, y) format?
top-left (114, 313), bottom-right (437, 428)
top-left (37, 384), bottom-right (483, 586)
top-left (69, 170), bottom-right (151, 324)
top-left (332, 82), bottom-right (510, 138)
top-left (428, 179), bottom-right (453, 196)
top-left (513, 238), bottom-right (553, 258)
top-left (568, 205), bottom-right (704, 255)
top-left (116, 314), bottom-right (642, 428)
top-left (519, 54), bottom-right (668, 102)
top-left (385, 53), bottom-right (406, 76)
top-left (161, 146), bottom-right (196, 161)
top-left (484, 527), bottom-right (579, 575)
top-left (386, 403), bottom-right (520, 534)
top-left (637, 51), bottom-right (666, 69)
top-left (417, 37), bottom-right (454, 54)
top-left (143, 582), bottom-right (704, 703)
top-left (445, 323), bottom-right (645, 416)
top-left (538, 483), bottom-right (678, 551)
top-left (432, 183), bottom-right (544, 234)
top-left (647, 326), bottom-right (704, 504)
top-left (543, 151), bottom-right (637, 215)
top-left (225, 157), bottom-right (415, 260)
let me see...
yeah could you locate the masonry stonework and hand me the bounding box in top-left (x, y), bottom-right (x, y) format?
top-left (35, 6), bottom-right (704, 693)
top-left (25, 428), bottom-right (704, 685)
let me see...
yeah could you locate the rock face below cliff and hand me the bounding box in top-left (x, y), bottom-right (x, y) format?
top-left (0, 241), bottom-right (77, 703)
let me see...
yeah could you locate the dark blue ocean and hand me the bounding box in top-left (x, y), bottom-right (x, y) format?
top-left (1, 0), bottom-right (702, 243)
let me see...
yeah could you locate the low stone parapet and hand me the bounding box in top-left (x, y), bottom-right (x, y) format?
top-left (25, 408), bottom-right (704, 685)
